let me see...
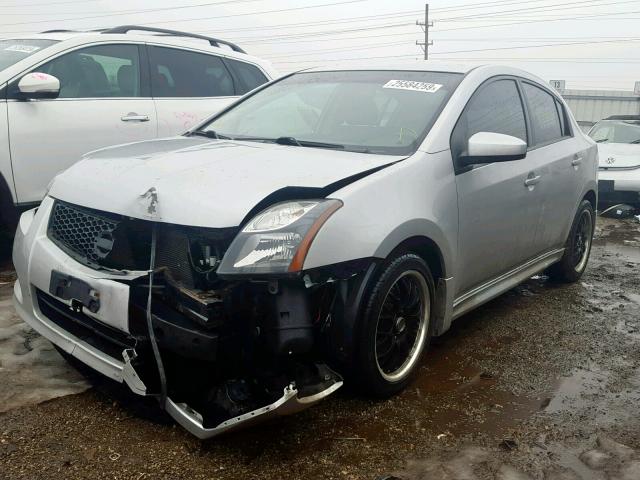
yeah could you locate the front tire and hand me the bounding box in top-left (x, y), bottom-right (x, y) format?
top-left (355, 253), bottom-right (434, 397)
top-left (547, 200), bottom-right (595, 283)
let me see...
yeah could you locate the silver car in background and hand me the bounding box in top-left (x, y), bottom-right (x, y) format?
top-left (13, 64), bottom-right (597, 439)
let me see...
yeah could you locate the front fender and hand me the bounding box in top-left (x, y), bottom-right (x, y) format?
top-left (303, 150), bottom-right (458, 278)
top-left (372, 218), bottom-right (452, 277)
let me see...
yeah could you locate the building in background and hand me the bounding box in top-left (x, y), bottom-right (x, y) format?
top-left (550, 81), bottom-right (640, 132)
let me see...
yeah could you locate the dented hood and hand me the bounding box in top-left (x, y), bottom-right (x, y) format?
top-left (49, 137), bottom-right (402, 228)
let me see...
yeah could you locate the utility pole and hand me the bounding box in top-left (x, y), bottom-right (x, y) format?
top-left (416, 3), bottom-right (433, 60)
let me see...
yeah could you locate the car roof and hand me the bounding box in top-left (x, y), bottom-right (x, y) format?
top-left (297, 62), bottom-right (554, 92)
top-left (303, 62), bottom-right (474, 74)
top-left (1, 27), bottom-right (260, 64)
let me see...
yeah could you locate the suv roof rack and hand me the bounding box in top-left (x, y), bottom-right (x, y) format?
top-left (101, 25), bottom-right (246, 54)
top-left (605, 115), bottom-right (640, 121)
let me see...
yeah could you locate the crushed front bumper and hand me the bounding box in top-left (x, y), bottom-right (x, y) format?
top-left (12, 197), bottom-right (342, 439)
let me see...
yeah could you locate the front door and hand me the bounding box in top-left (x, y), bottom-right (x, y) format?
top-left (452, 78), bottom-right (543, 296)
top-left (8, 43), bottom-right (157, 204)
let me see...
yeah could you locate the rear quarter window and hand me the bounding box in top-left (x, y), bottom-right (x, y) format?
top-left (225, 58), bottom-right (268, 94)
top-left (149, 46), bottom-right (235, 98)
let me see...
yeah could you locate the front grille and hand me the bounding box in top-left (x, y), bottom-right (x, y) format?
top-left (47, 201), bottom-right (152, 271)
top-left (48, 201), bottom-right (121, 266)
top-left (36, 288), bottom-right (136, 360)
top-left (47, 200), bottom-right (238, 284)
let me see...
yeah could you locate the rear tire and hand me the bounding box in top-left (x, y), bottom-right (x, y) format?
top-left (547, 200), bottom-right (594, 283)
top-left (355, 253), bottom-right (434, 398)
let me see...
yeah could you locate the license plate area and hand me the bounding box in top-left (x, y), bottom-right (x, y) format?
top-left (598, 179), bottom-right (614, 192)
top-left (49, 270), bottom-right (100, 313)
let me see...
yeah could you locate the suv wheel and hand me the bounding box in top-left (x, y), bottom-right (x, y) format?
top-left (548, 200), bottom-right (594, 283)
top-left (355, 253), bottom-right (433, 397)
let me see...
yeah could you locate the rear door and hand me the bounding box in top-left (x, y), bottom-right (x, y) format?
top-left (7, 43), bottom-right (157, 204)
top-left (148, 46), bottom-right (267, 137)
top-left (519, 81), bottom-right (581, 254)
top-left (452, 78), bottom-right (543, 296)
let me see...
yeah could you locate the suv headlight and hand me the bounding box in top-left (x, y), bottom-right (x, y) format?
top-left (217, 199), bottom-right (342, 275)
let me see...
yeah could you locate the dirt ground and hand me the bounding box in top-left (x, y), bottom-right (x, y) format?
top-left (0, 216), bottom-right (639, 480)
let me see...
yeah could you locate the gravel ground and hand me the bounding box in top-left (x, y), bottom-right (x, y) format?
top-left (0, 216), bottom-right (639, 480)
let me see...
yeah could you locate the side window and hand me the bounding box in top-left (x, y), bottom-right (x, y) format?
top-left (149, 46), bottom-right (234, 97)
top-left (225, 58), bottom-right (268, 94)
top-left (37, 44), bottom-right (141, 98)
top-left (523, 83), bottom-right (563, 145)
top-left (451, 79), bottom-right (527, 162)
top-left (555, 98), bottom-right (571, 137)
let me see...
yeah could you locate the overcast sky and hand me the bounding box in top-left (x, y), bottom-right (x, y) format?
top-left (1, 0), bottom-right (639, 90)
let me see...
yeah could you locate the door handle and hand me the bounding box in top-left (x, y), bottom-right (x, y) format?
top-left (572, 156), bottom-right (583, 167)
top-left (121, 113), bottom-right (150, 122)
top-left (524, 175), bottom-right (541, 187)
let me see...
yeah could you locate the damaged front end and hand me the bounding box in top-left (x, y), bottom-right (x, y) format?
top-left (39, 198), bottom-right (371, 439)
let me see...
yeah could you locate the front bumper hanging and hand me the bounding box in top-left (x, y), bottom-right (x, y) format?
top-left (121, 346), bottom-right (343, 439)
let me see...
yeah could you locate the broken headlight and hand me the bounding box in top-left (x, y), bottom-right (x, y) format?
top-left (217, 199), bottom-right (342, 275)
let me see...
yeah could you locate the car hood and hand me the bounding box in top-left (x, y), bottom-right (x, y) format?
top-left (597, 143), bottom-right (640, 169)
top-left (49, 137), bottom-right (403, 228)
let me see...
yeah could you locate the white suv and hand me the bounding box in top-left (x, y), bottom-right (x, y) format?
top-left (0, 26), bottom-right (276, 226)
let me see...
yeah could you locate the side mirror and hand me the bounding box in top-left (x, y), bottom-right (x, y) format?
top-left (18, 72), bottom-right (60, 100)
top-left (460, 132), bottom-right (527, 167)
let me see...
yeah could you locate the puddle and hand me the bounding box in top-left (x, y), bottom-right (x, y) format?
top-left (318, 348), bottom-right (545, 447)
top-left (0, 283), bottom-right (89, 413)
top-left (393, 438), bottom-right (640, 480)
top-left (545, 367), bottom-right (607, 413)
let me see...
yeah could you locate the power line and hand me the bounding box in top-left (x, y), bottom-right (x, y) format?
top-left (239, 30), bottom-right (419, 44)
top-left (195, 0), bottom-right (577, 36)
top-left (433, 57), bottom-right (640, 63)
top-left (433, 0), bottom-right (638, 22)
top-left (206, 2), bottom-right (640, 44)
top-left (112, 0), bottom-right (366, 28)
top-left (239, 29), bottom-right (640, 45)
top-left (0, 0), bottom-right (364, 29)
top-left (232, 22), bottom-right (414, 42)
top-left (430, 37), bottom-right (640, 55)
top-left (198, 10), bottom-right (421, 34)
top-left (431, 0), bottom-right (570, 13)
top-left (266, 40), bottom-right (410, 59)
top-left (263, 36), bottom-right (640, 59)
top-left (0, 0), bottom-right (101, 7)
top-left (269, 37), bottom-right (640, 63)
top-left (435, 7), bottom-right (640, 33)
top-left (0, 0), bottom-right (266, 16)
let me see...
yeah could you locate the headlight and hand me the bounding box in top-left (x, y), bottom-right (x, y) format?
top-left (217, 199), bottom-right (342, 275)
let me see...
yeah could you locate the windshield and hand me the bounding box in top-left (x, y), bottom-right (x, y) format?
top-left (200, 70), bottom-right (463, 155)
top-left (0, 39), bottom-right (58, 72)
top-left (588, 120), bottom-right (640, 144)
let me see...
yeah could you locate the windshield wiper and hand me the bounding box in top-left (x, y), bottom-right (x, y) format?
top-left (630, 138), bottom-right (640, 144)
top-left (596, 138), bottom-right (609, 143)
top-left (231, 135), bottom-right (345, 150)
top-left (188, 130), bottom-right (232, 140)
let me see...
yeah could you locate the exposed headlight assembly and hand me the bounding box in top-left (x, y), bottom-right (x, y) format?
top-left (217, 199), bottom-right (342, 275)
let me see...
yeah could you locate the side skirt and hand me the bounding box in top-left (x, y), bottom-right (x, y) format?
top-left (451, 248), bottom-right (565, 321)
